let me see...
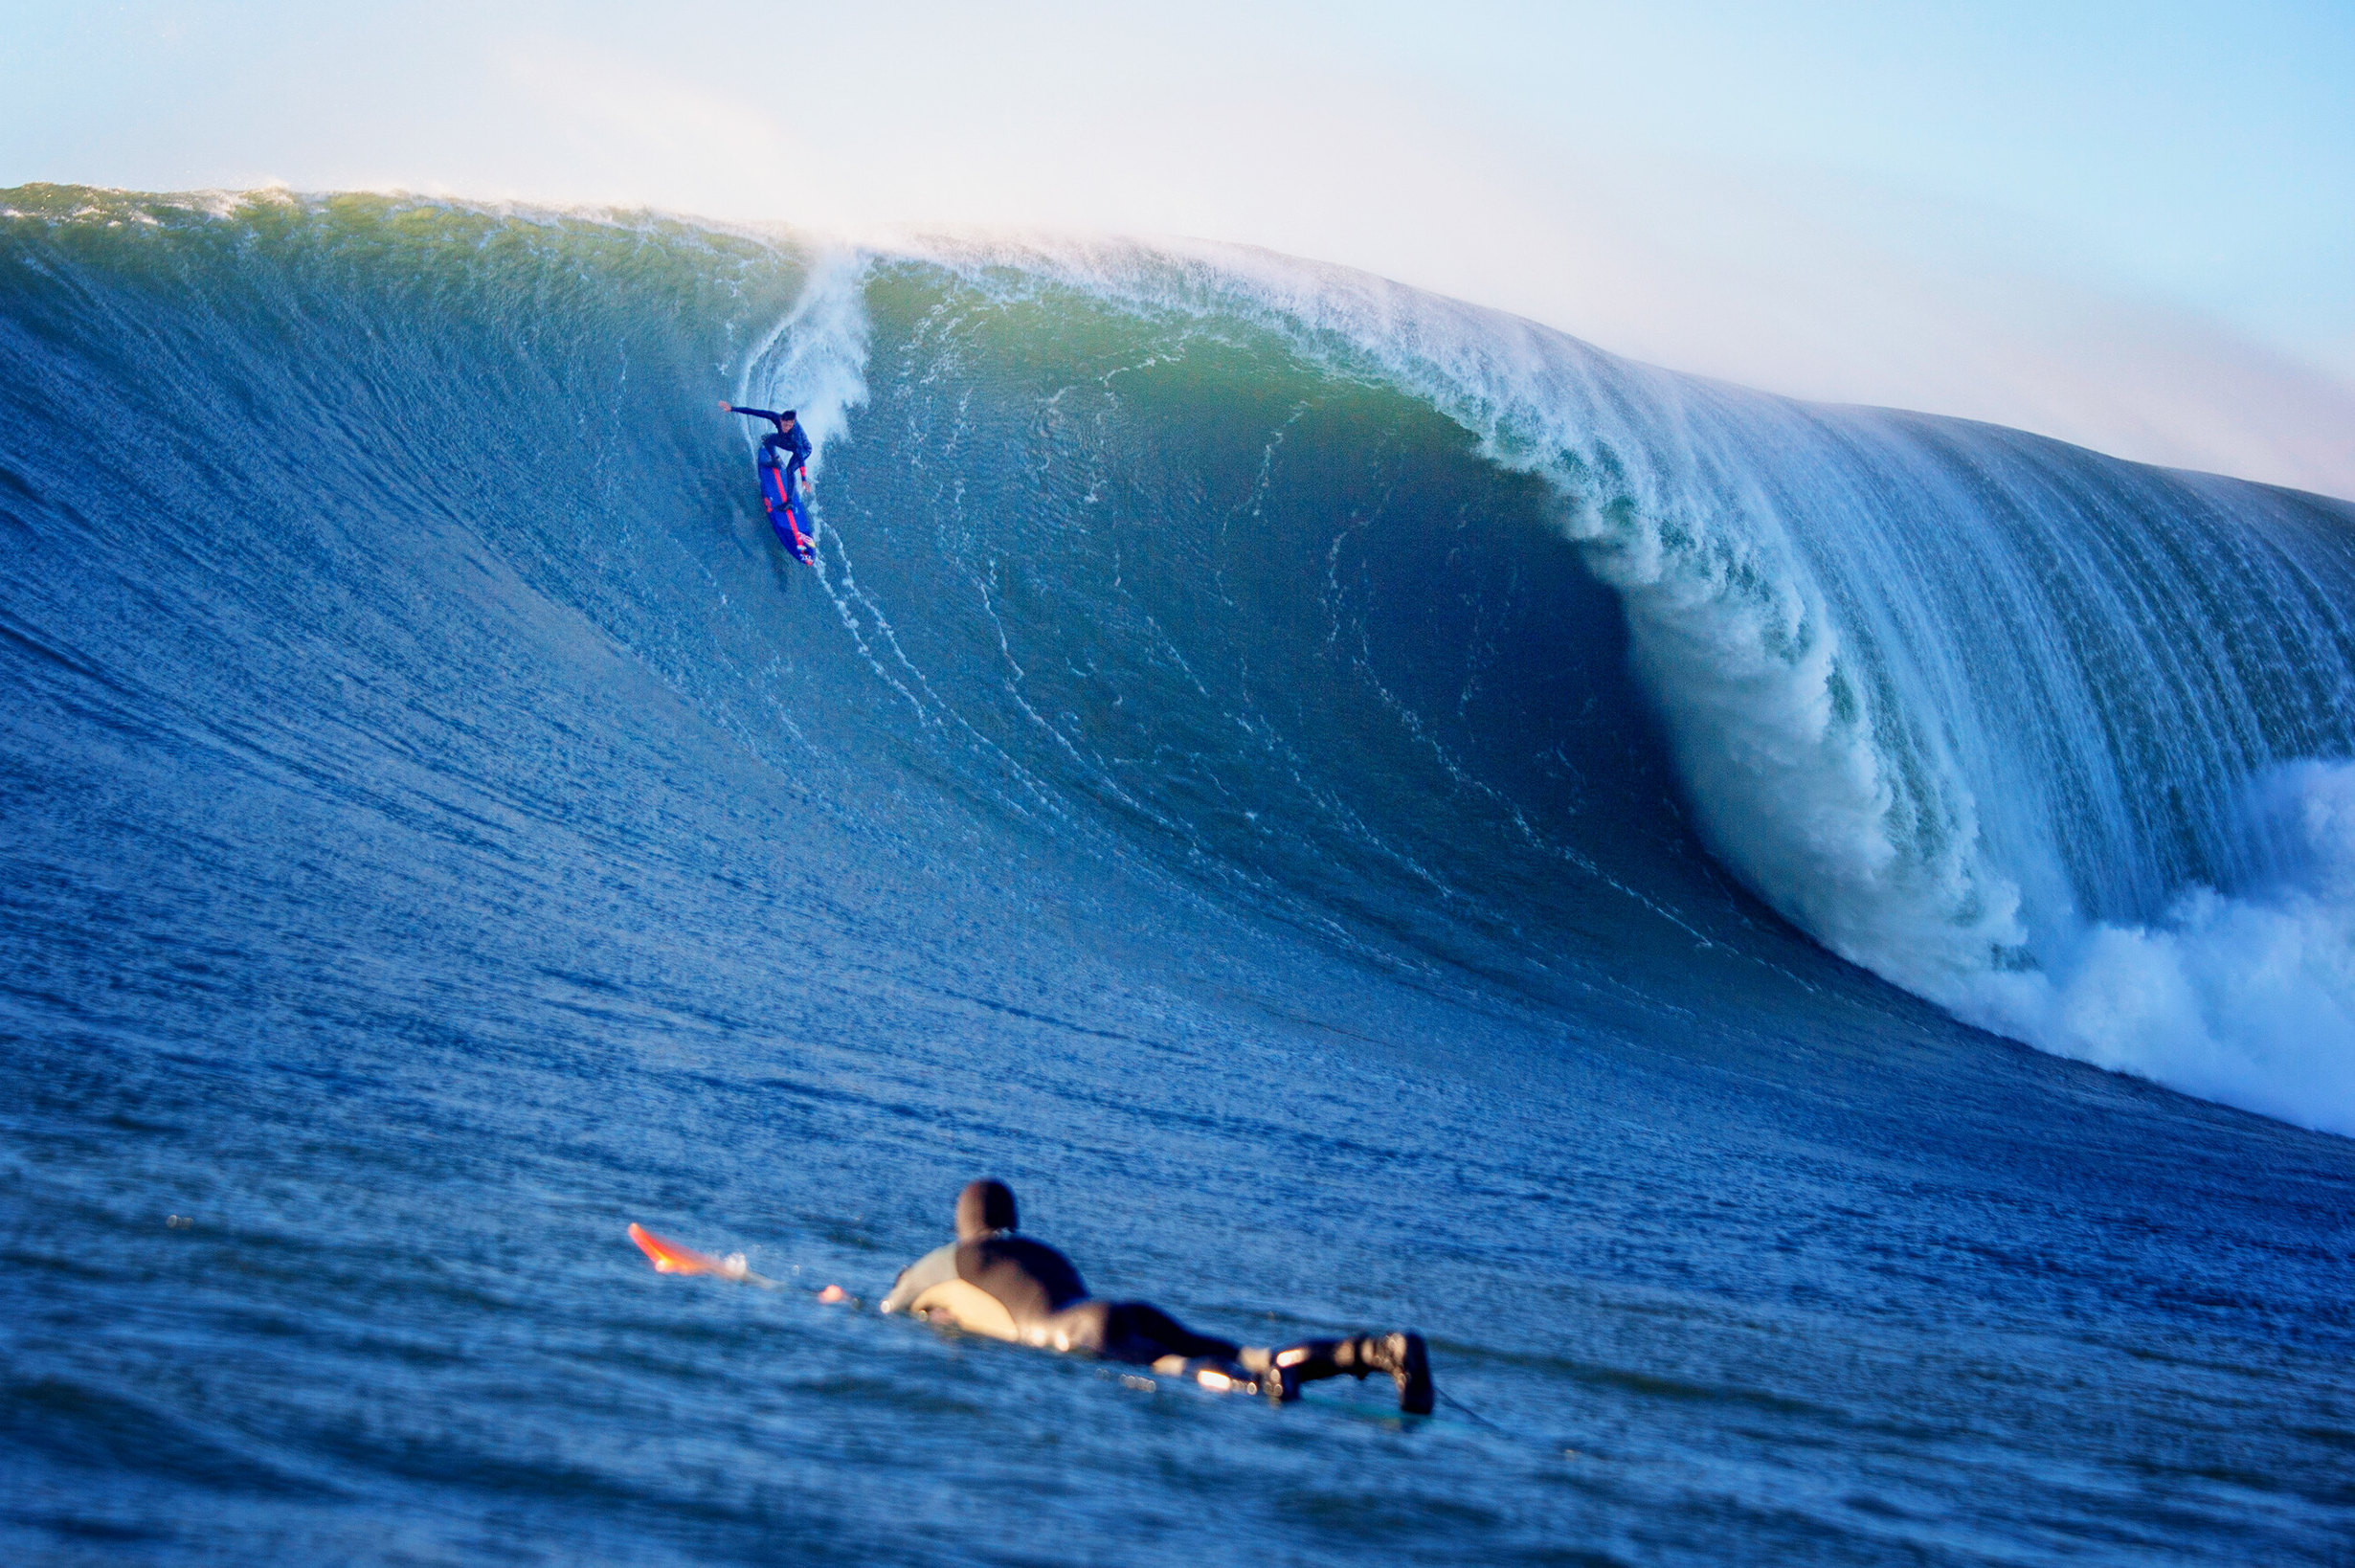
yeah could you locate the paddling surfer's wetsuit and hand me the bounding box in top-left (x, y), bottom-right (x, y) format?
top-left (880, 1180), bottom-right (1435, 1412)
top-left (725, 404), bottom-right (815, 560)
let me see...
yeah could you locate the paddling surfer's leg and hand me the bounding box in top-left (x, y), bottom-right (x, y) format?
top-left (1261, 1333), bottom-right (1435, 1414)
top-left (1040, 1299), bottom-right (1238, 1362)
top-left (1042, 1299), bottom-right (1274, 1391)
top-left (1038, 1300), bottom-right (1433, 1411)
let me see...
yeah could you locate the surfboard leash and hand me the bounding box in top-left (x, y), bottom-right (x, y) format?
top-left (1436, 1385), bottom-right (1505, 1431)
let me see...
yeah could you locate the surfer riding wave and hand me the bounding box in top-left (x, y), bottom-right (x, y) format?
top-left (723, 401), bottom-right (816, 563)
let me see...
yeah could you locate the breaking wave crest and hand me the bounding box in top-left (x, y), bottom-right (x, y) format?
top-left (797, 234), bottom-right (2355, 1131)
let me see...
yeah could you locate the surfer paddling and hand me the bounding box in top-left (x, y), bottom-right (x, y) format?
top-left (882, 1179), bottom-right (1435, 1413)
top-left (722, 401), bottom-right (816, 562)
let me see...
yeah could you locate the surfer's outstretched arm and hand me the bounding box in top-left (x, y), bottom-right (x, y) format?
top-left (721, 402), bottom-right (786, 428)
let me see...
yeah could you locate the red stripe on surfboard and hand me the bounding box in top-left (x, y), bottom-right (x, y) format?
top-left (765, 466), bottom-right (814, 557)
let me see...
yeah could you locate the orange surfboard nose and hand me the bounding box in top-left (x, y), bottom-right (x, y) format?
top-left (628, 1221), bottom-right (723, 1276)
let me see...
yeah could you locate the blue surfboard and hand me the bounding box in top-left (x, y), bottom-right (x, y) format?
top-left (760, 459), bottom-right (815, 564)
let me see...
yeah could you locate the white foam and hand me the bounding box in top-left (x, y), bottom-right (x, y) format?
top-left (1952, 763), bottom-right (2355, 1135)
top-left (739, 249), bottom-right (871, 473)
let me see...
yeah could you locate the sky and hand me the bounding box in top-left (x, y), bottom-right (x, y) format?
top-left (7, 0), bottom-right (2353, 495)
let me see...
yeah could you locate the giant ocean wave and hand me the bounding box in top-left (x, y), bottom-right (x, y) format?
top-left (9, 186), bottom-right (2354, 1135)
top-left (782, 230), bottom-right (2355, 1135)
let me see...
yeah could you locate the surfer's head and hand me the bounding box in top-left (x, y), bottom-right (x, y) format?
top-left (779, 409), bottom-right (797, 427)
top-left (956, 1178), bottom-right (1018, 1240)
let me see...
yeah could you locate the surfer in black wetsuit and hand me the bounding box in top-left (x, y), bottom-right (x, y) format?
top-left (881, 1179), bottom-right (1435, 1413)
top-left (721, 402), bottom-right (817, 561)
top-left (722, 402), bottom-right (814, 488)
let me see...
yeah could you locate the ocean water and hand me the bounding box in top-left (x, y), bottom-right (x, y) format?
top-left (2, 188), bottom-right (2351, 1566)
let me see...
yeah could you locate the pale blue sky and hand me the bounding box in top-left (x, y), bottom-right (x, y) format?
top-left (7, 2), bottom-right (2352, 488)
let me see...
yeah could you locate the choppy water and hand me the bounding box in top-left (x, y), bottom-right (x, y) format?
top-left (3, 189), bottom-right (2351, 1565)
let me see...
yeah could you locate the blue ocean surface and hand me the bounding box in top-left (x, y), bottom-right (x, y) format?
top-left (2, 189), bottom-right (2351, 1565)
